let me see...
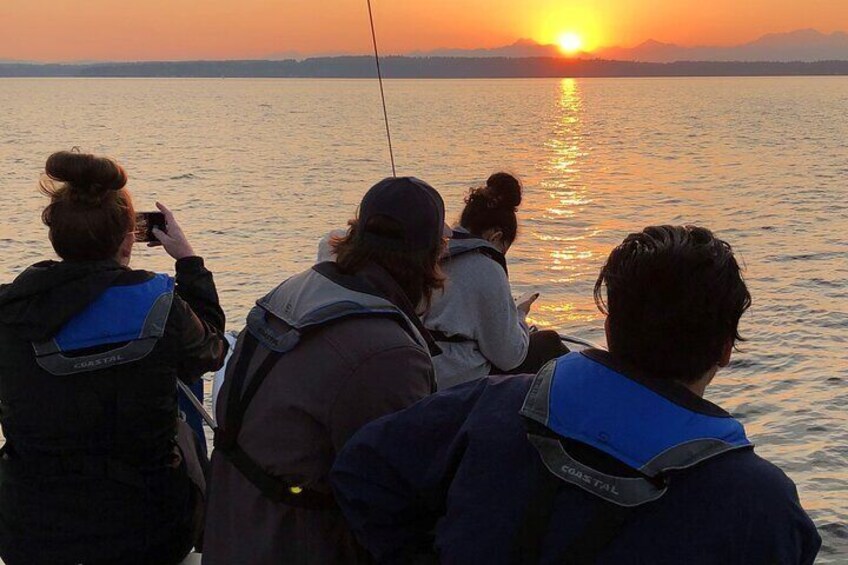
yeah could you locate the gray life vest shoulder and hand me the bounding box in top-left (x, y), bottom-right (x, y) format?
top-left (444, 234), bottom-right (508, 275)
top-left (246, 266), bottom-right (429, 354)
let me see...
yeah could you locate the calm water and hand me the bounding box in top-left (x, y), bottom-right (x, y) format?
top-left (1, 77), bottom-right (846, 559)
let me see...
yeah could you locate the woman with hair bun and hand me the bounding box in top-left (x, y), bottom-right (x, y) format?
top-left (424, 172), bottom-right (568, 389)
top-left (0, 150), bottom-right (227, 564)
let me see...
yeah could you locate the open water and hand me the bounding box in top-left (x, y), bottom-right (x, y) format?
top-left (0, 77), bottom-right (846, 560)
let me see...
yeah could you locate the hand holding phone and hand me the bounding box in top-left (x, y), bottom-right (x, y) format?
top-left (516, 291), bottom-right (540, 317)
top-left (143, 202), bottom-right (196, 260)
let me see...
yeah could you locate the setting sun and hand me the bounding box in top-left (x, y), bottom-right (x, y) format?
top-left (557, 32), bottom-right (583, 54)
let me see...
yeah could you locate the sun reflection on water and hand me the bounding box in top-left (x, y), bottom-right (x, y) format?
top-left (518, 78), bottom-right (607, 333)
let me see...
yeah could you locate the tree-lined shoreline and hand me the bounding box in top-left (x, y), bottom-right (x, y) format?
top-left (3, 56), bottom-right (848, 78)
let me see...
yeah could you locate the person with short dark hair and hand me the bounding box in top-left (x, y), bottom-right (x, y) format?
top-left (0, 150), bottom-right (227, 564)
top-left (331, 225), bottom-right (821, 564)
top-left (204, 177), bottom-right (447, 565)
top-left (424, 172), bottom-right (567, 389)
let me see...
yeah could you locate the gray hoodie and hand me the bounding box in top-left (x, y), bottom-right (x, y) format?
top-left (424, 249), bottom-right (529, 388)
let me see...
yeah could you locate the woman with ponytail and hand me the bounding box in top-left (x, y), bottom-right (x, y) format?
top-left (424, 172), bottom-right (568, 389)
top-left (0, 150), bottom-right (226, 564)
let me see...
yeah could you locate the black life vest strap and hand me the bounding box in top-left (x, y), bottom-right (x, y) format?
top-left (560, 501), bottom-right (632, 564)
top-left (214, 332), bottom-right (335, 510)
top-left (427, 329), bottom-right (473, 344)
top-left (446, 231), bottom-right (509, 275)
top-left (513, 420), bottom-right (636, 563)
top-left (514, 458), bottom-right (563, 563)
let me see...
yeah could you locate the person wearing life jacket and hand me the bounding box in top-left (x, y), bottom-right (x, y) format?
top-left (331, 225), bottom-right (822, 564)
top-left (0, 150), bottom-right (227, 564)
top-left (424, 172), bottom-right (568, 389)
top-left (203, 176), bottom-right (448, 565)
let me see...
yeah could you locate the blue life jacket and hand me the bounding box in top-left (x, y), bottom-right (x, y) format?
top-left (520, 352), bottom-right (752, 507)
top-left (444, 230), bottom-right (508, 275)
top-left (32, 274), bottom-right (175, 376)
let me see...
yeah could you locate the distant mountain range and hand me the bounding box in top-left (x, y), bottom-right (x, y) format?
top-left (413, 29), bottom-right (848, 63)
top-left (2, 29), bottom-right (848, 78)
top-left (3, 29), bottom-right (847, 67)
top-left (410, 39), bottom-right (562, 59)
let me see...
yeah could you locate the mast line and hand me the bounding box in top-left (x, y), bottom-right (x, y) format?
top-left (367, 0), bottom-right (396, 177)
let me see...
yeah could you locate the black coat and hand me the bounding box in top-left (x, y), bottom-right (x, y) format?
top-left (0, 257), bottom-right (226, 564)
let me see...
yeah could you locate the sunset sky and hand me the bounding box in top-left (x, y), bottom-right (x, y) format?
top-left (2, 0), bottom-right (847, 62)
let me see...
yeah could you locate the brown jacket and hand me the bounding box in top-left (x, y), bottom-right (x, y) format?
top-left (204, 264), bottom-right (435, 565)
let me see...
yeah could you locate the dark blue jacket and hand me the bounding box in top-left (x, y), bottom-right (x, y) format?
top-left (331, 351), bottom-right (821, 565)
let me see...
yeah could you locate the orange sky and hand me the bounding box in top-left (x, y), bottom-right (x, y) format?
top-left (1, 0), bottom-right (847, 62)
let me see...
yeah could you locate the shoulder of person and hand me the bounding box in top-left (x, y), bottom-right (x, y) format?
top-left (446, 250), bottom-right (506, 273)
top-left (107, 266), bottom-right (168, 284)
top-left (696, 447), bottom-right (805, 509)
top-left (476, 373), bottom-right (535, 404)
top-left (125, 267), bottom-right (167, 280)
top-left (733, 449), bottom-right (801, 492)
top-left (711, 449), bottom-right (821, 557)
top-left (320, 315), bottom-right (430, 367)
top-left (444, 251), bottom-right (510, 293)
top-left (433, 374), bottom-right (534, 426)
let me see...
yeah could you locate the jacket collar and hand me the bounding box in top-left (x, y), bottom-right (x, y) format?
top-left (0, 259), bottom-right (134, 341)
top-left (580, 349), bottom-right (730, 418)
top-left (312, 261), bottom-right (441, 356)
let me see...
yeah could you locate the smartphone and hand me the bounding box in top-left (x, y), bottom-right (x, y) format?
top-left (516, 291), bottom-right (540, 306)
top-left (135, 212), bottom-right (167, 243)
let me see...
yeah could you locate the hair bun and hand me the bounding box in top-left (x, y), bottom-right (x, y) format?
top-left (484, 172), bottom-right (522, 210)
top-left (44, 150), bottom-right (127, 206)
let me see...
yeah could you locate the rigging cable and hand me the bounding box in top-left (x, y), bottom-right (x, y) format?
top-left (366, 0), bottom-right (396, 177)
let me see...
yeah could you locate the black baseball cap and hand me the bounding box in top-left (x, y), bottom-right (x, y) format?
top-left (356, 177), bottom-right (448, 252)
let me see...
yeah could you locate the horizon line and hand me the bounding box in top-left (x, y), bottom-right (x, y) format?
top-left (4, 55), bottom-right (848, 66)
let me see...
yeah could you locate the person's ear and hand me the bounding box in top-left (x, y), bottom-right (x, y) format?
top-left (117, 232), bottom-right (134, 266)
top-left (718, 339), bottom-right (733, 368)
top-left (489, 230), bottom-right (510, 254)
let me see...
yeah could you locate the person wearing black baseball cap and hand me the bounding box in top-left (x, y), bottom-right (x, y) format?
top-left (355, 176), bottom-right (450, 252)
top-left (204, 177), bottom-right (447, 565)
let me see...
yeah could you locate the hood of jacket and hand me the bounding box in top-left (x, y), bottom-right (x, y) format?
top-left (0, 260), bottom-right (129, 341)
